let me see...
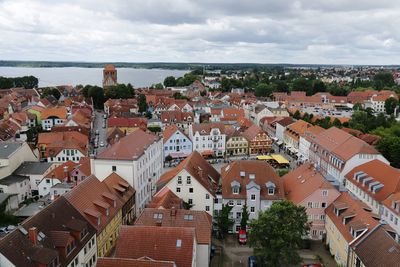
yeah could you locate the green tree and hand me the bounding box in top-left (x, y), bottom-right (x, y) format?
top-left (216, 204), bottom-right (234, 239)
top-left (138, 94), bottom-right (147, 113)
top-left (164, 76), bottom-right (177, 87)
top-left (376, 136), bottom-right (400, 168)
top-left (332, 118), bottom-right (342, 128)
top-left (87, 85), bottom-right (105, 109)
top-left (105, 84), bottom-right (134, 99)
top-left (151, 83), bottom-right (164, 89)
top-left (353, 102), bottom-right (364, 111)
top-left (240, 204), bottom-right (250, 230)
top-left (293, 110), bottom-right (301, 120)
top-left (255, 83), bottom-right (275, 97)
top-left (291, 78), bottom-right (312, 94)
top-left (374, 72), bottom-right (395, 90)
top-left (249, 200), bottom-right (309, 267)
top-left (41, 88), bottom-right (61, 100)
top-left (385, 97), bottom-right (399, 115)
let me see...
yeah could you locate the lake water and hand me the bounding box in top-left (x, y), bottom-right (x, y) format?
top-left (0, 67), bottom-right (189, 87)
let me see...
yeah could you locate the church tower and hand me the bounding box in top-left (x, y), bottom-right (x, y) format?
top-left (102, 64), bottom-right (117, 88)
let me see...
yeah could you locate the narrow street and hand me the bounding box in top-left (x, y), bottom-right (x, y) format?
top-left (91, 110), bottom-right (108, 155)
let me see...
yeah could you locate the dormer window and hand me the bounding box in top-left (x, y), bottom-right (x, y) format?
top-left (268, 188), bottom-right (275, 195)
top-left (80, 227), bottom-right (88, 240)
top-left (66, 240), bottom-right (76, 256)
top-left (233, 187), bottom-right (240, 194)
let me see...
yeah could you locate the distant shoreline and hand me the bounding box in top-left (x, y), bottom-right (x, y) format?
top-left (1, 61), bottom-right (399, 70)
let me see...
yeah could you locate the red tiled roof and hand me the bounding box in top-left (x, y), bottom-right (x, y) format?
top-left (148, 187), bottom-right (183, 209)
top-left (326, 192), bottom-right (379, 243)
top-left (345, 160), bottom-right (400, 203)
top-left (283, 163), bottom-right (338, 204)
top-left (108, 117), bottom-right (147, 128)
top-left (41, 107), bottom-right (68, 120)
top-left (191, 122), bottom-right (226, 135)
top-left (97, 257), bottom-right (175, 267)
top-left (135, 208), bottom-right (212, 244)
top-left (221, 161), bottom-right (284, 200)
top-left (96, 130), bottom-right (160, 161)
top-left (115, 226), bottom-right (195, 267)
top-left (64, 175), bottom-right (123, 233)
top-left (162, 125), bottom-right (188, 144)
top-left (158, 151), bottom-right (220, 195)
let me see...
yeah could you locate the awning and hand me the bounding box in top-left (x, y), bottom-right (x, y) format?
top-left (271, 154), bottom-right (290, 164)
top-left (257, 155), bottom-right (273, 160)
top-left (201, 150), bottom-right (214, 156)
top-left (169, 152), bottom-right (188, 158)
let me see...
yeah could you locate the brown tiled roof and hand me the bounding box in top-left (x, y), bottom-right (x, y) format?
top-left (135, 208), bottom-right (212, 244)
top-left (276, 116), bottom-right (294, 127)
top-left (64, 175), bottom-right (123, 233)
top-left (283, 163), bottom-right (338, 204)
top-left (191, 122), bottom-right (226, 135)
top-left (103, 172), bottom-right (135, 204)
top-left (242, 124), bottom-right (269, 141)
top-left (45, 161), bottom-right (78, 181)
top-left (160, 110), bottom-right (194, 123)
top-left (353, 225), bottom-right (400, 267)
top-left (41, 107), bottom-right (68, 120)
top-left (38, 131), bottom-right (87, 146)
top-left (222, 108), bottom-right (245, 120)
top-left (382, 192), bottom-right (400, 217)
top-left (158, 151), bottom-right (220, 195)
top-left (148, 187), bottom-right (183, 209)
top-left (0, 196), bottom-right (96, 267)
top-left (331, 135), bottom-right (379, 161)
top-left (108, 117), bottom-right (147, 128)
top-left (115, 225), bottom-right (195, 267)
top-left (345, 160), bottom-right (400, 203)
top-left (285, 120), bottom-right (312, 141)
top-left (326, 192), bottom-right (379, 243)
top-left (220, 161), bottom-right (284, 200)
top-left (97, 257), bottom-right (175, 267)
top-left (77, 156), bottom-right (91, 176)
top-left (96, 129), bottom-right (160, 161)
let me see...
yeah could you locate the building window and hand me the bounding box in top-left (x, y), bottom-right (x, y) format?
top-left (186, 176), bottom-right (191, 185)
top-left (206, 194), bottom-right (210, 199)
top-left (206, 206), bottom-right (210, 211)
top-left (214, 198), bottom-right (219, 204)
top-left (250, 207), bottom-right (255, 213)
top-left (112, 166), bottom-right (116, 172)
top-left (268, 188), bottom-right (274, 195)
top-left (176, 187), bottom-right (181, 193)
top-left (228, 200), bottom-right (234, 206)
top-left (322, 190), bottom-right (328, 196)
top-left (188, 199), bottom-right (193, 205)
top-left (177, 176), bottom-right (182, 184)
top-left (233, 187), bottom-right (239, 194)
top-left (321, 202), bottom-right (327, 208)
top-left (251, 194), bottom-right (256, 200)
top-left (307, 202), bottom-right (313, 208)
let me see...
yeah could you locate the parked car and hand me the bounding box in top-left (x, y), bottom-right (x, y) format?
top-left (100, 141), bottom-right (105, 147)
top-left (238, 229), bottom-right (247, 245)
top-left (95, 130), bottom-right (99, 135)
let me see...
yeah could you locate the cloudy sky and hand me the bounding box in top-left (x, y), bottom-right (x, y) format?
top-left (0, 0), bottom-right (399, 64)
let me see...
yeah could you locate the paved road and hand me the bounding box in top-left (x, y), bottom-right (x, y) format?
top-left (92, 110), bottom-right (108, 155)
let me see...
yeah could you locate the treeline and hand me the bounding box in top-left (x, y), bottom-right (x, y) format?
top-left (0, 76), bottom-right (38, 89)
top-left (218, 70), bottom-right (400, 97)
top-left (81, 84), bottom-right (135, 109)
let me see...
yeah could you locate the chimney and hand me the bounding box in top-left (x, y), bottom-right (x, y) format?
top-left (63, 165), bottom-right (70, 182)
top-left (170, 207), bottom-right (177, 217)
top-left (28, 227), bottom-right (38, 246)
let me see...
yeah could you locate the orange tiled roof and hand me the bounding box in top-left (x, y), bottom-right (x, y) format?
top-left (326, 192), bottom-right (379, 243)
top-left (158, 151), bottom-right (219, 195)
top-left (283, 163), bottom-right (337, 204)
top-left (135, 208), bottom-right (212, 244)
top-left (96, 129), bottom-right (160, 161)
top-left (115, 226), bottom-right (195, 267)
top-left (148, 187), bottom-right (183, 210)
top-left (345, 160), bottom-right (400, 203)
top-left (41, 107), bottom-right (68, 120)
top-left (221, 161), bottom-right (284, 200)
